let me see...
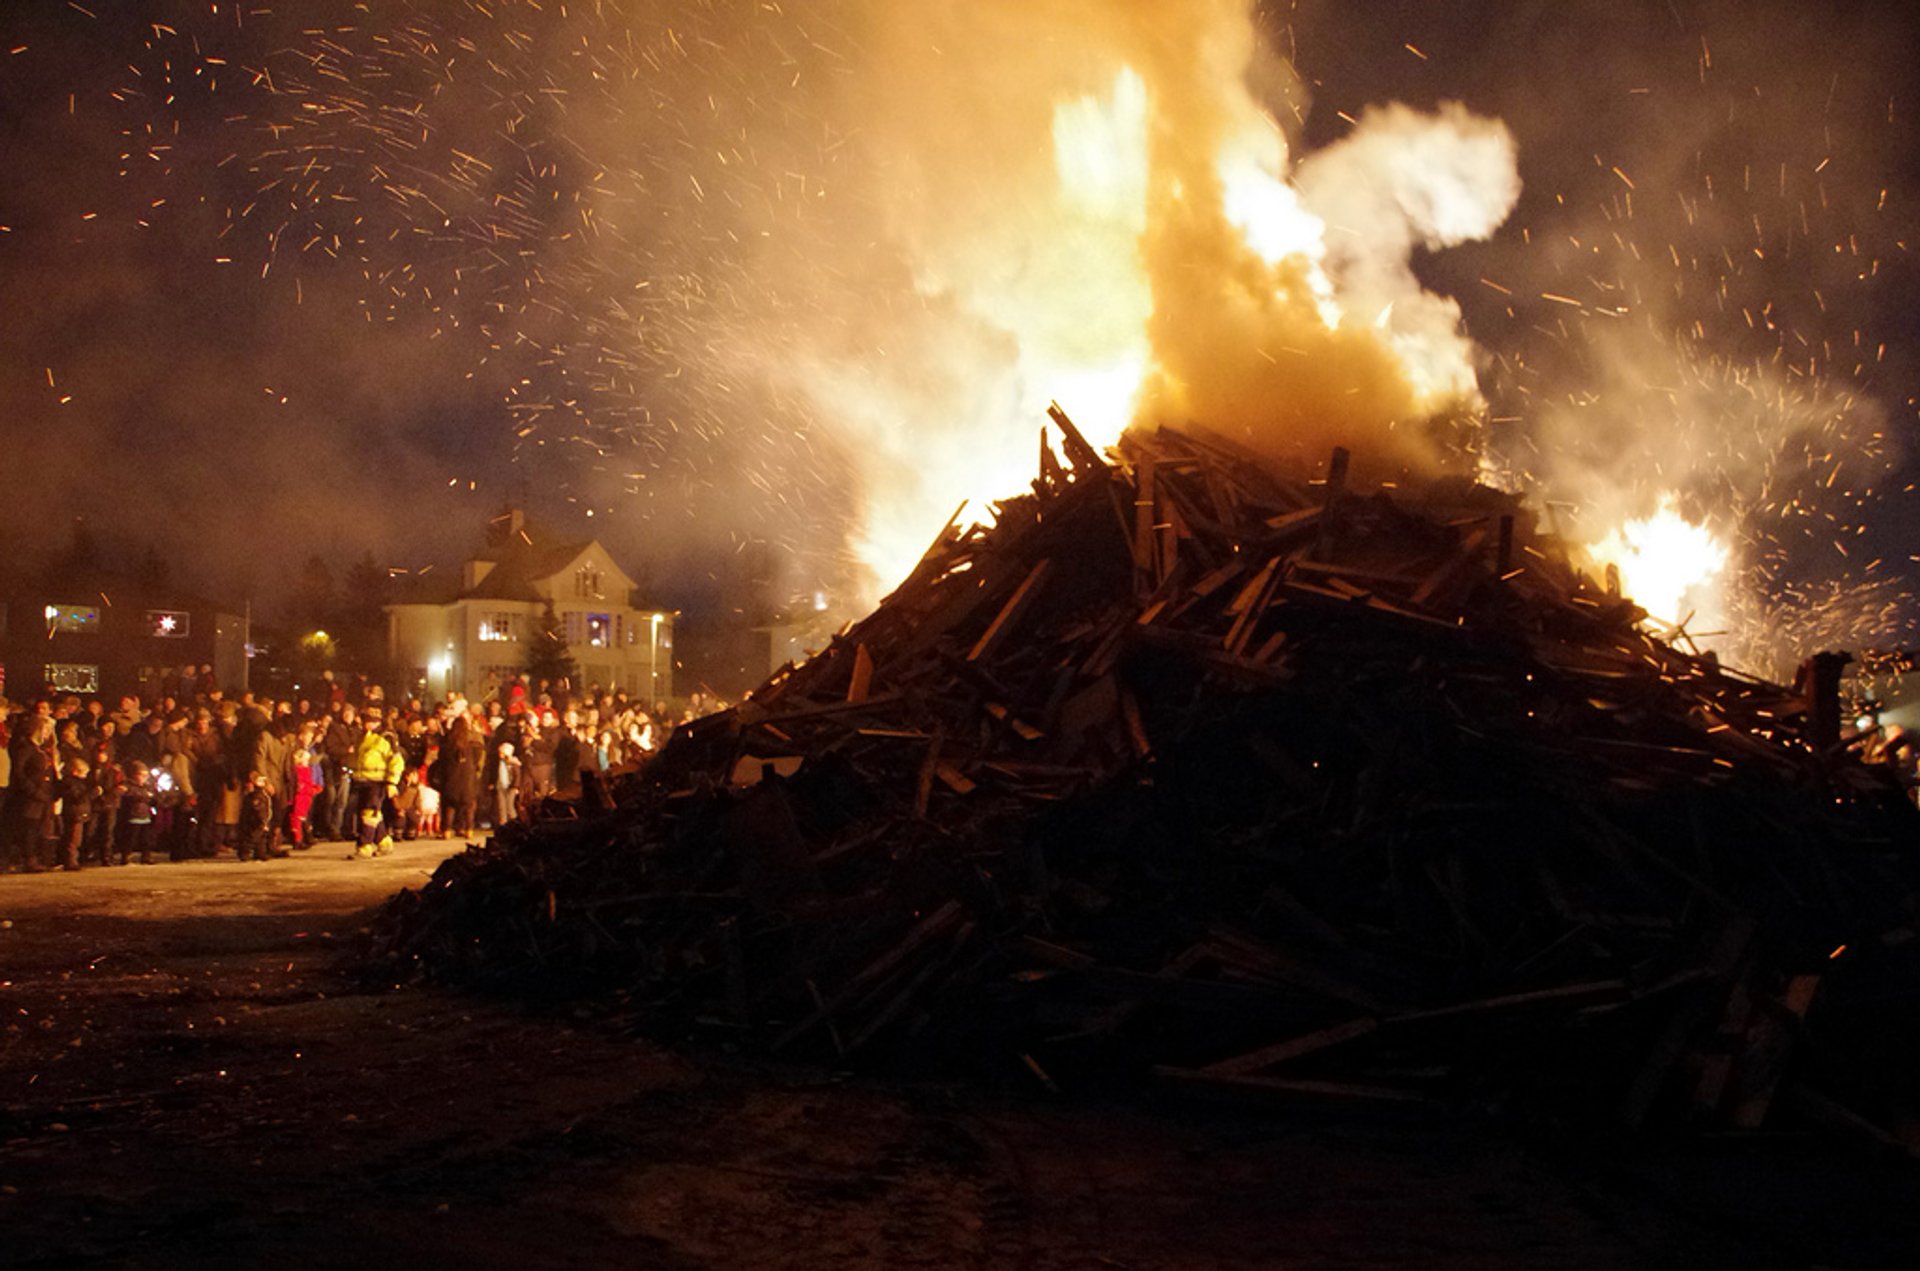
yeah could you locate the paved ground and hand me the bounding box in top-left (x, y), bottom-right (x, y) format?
top-left (4, 839), bottom-right (1919, 1268)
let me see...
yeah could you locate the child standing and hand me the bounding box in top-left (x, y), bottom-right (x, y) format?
top-left (56, 757), bottom-right (97, 871)
top-left (119, 763), bottom-right (158, 865)
top-left (237, 771), bottom-right (279, 862)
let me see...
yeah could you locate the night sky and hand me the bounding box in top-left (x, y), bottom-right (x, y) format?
top-left (2, 1), bottom-right (1917, 663)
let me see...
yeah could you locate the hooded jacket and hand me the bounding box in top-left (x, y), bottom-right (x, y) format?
top-left (353, 728), bottom-right (404, 786)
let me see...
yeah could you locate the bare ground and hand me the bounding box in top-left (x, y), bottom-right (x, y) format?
top-left (4, 841), bottom-right (1918, 1270)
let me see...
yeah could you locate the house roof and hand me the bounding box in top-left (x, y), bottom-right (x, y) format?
top-left (386, 569), bottom-right (463, 606)
top-left (461, 539), bottom-right (598, 602)
top-left (385, 511), bottom-right (646, 611)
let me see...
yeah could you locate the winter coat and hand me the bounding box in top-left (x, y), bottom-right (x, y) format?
top-left (57, 773), bottom-right (96, 824)
top-left (323, 718), bottom-right (360, 767)
top-left (12, 746), bottom-right (53, 819)
top-left (121, 780), bottom-right (158, 826)
top-left (443, 719), bottom-right (481, 804)
top-left (252, 728), bottom-right (289, 796)
top-left (552, 733), bottom-right (582, 794)
top-left (353, 730), bottom-right (404, 785)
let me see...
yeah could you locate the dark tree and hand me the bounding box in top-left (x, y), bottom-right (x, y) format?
top-left (135, 543), bottom-right (171, 590)
top-left (526, 597), bottom-right (577, 689)
top-left (291, 554), bottom-right (336, 632)
top-left (56, 517), bottom-right (102, 577)
top-left (338, 551), bottom-right (392, 673)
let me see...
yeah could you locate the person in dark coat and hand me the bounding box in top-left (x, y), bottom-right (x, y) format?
top-left (319, 704), bottom-right (361, 841)
top-left (551, 725), bottom-right (582, 801)
top-left (442, 712), bottom-right (482, 840)
top-left (86, 745), bottom-right (123, 866)
top-left (236, 772), bottom-right (279, 862)
top-left (56, 757), bottom-right (97, 871)
top-left (3, 718), bottom-right (55, 872)
top-left (524, 723), bottom-right (557, 800)
top-left (118, 762), bottom-right (159, 865)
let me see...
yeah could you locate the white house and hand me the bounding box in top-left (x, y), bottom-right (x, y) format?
top-left (385, 510), bottom-right (674, 704)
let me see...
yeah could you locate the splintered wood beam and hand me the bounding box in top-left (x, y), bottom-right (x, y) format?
top-left (1037, 427), bottom-right (1064, 493)
top-left (914, 730), bottom-right (943, 817)
top-left (1120, 687), bottom-right (1151, 758)
top-left (1153, 1067), bottom-right (1431, 1105)
top-left (1200, 1017), bottom-right (1379, 1077)
top-left (1047, 402), bottom-right (1107, 472)
top-left (1326, 446), bottom-right (1351, 496)
top-left (1410, 526), bottom-right (1491, 608)
top-left (1134, 452), bottom-right (1156, 568)
top-left (772, 901), bottom-right (966, 1053)
top-left (845, 643), bottom-right (874, 704)
top-left (968, 558), bottom-right (1053, 662)
top-left (1264, 505), bottom-right (1324, 534)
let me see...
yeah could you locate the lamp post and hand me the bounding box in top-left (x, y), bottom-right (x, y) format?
top-left (648, 612), bottom-right (663, 705)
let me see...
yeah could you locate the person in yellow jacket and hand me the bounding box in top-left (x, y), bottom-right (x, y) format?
top-left (349, 706), bottom-right (404, 856)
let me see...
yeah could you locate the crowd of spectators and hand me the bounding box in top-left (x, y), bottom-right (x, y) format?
top-left (0, 673), bottom-right (725, 873)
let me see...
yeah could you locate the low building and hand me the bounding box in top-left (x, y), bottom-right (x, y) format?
top-left (385, 511), bottom-right (674, 704)
top-left (0, 580), bottom-right (246, 703)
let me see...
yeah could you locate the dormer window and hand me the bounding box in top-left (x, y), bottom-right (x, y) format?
top-left (574, 565), bottom-right (604, 600)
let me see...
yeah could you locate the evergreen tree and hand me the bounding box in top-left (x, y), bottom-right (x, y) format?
top-left (135, 543), bottom-right (171, 590)
top-left (292, 554), bottom-right (336, 632)
top-left (526, 597), bottom-right (577, 690)
top-left (339, 551), bottom-right (391, 672)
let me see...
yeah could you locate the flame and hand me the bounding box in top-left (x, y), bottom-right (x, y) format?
top-left (802, 2), bottom-right (1521, 597)
top-left (1589, 496), bottom-right (1732, 629)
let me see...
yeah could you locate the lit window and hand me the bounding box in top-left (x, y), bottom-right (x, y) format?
top-left (586, 613), bottom-right (612, 648)
top-left (478, 613), bottom-right (516, 643)
top-left (45, 604), bottom-right (100, 635)
top-left (146, 610), bottom-right (190, 638)
top-left (46, 663), bottom-right (101, 693)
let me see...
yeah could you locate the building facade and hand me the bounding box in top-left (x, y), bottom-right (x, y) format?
top-left (385, 512), bottom-right (674, 704)
top-left (0, 582), bottom-right (246, 703)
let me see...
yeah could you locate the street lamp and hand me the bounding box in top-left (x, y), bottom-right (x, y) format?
top-left (648, 612), bottom-right (663, 705)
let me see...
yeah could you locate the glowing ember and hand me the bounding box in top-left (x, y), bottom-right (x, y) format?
top-left (1590, 496), bottom-right (1731, 629)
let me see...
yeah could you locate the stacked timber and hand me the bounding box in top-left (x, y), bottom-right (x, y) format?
top-left (372, 413), bottom-right (1920, 1142)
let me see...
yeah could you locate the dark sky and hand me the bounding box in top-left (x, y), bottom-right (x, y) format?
top-left (2, 1), bottom-right (1917, 653)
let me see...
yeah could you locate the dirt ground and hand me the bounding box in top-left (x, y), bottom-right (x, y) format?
top-left (5, 841), bottom-right (1919, 1270)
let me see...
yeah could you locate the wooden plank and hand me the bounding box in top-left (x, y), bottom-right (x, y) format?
top-left (845, 643), bottom-right (874, 704)
top-left (772, 901), bottom-right (966, 1052)
top-left (1199, 1017), bottom-right (1379, 1076)
top-left (1120, 688), bottom-right (1152, 758)
top-left (1724, 973), bottom-right (1822, 1129)
top-left (1154, 1066), bottom-right (1431, 1105)
top-left (1263, 506), bottom-right (1324, 533)
top-left (914, 730), bottom-right (943, 818)
top-left (1133, 452), bottom-right (1157, 587)
top-left (967, 558), bottom-right (1053, 662)
top-left (1390, 979), bottom-right (1628, 1025)
top-left (1410, 526), bottom-right (1490, 608)
top-left (934, 763), bottom-right (977, 794)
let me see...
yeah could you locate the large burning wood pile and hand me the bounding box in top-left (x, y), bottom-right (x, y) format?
top-left (373, 414), bottom-right (1920, 1140)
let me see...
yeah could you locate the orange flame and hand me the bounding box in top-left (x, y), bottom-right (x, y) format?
top-left (816, 1), bottom-right (1521, 595)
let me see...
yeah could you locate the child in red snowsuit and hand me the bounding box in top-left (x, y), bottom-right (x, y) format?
top-left (288, 742), bottom-right (322, 848)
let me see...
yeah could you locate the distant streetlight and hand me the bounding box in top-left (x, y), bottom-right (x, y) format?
top-left (649, 612), bottom-right (663, 703)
